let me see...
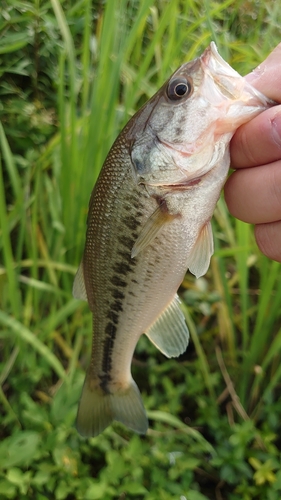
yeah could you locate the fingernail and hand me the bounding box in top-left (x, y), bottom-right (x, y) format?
top-left (245, 65), bottom-right (265, 83)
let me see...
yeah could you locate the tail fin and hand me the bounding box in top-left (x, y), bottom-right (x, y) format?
top-left (76, 376), bottom-right (148, 438)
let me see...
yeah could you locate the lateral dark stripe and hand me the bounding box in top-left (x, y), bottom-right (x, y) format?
top-left (117, 235), bottom-right (135, 249)
top-left (123, 215), bottom-right (140, 231)
top-left (113, 261), bottom-right (133, 275)
top-left (99, 373), bottom-right (112, 393)
top-left (105, 322), bottom-right (117, 335)
top-left (111, 300), bottom-right (123, 313)
top-left (110, 275), bottom-right (126, 287)
top-left (100, 320), bottom-right (117, 393)
top-left (106, 310), bottom-right (119, 324)
top-left (98, 208), bottom-right (142, 393)
top-left (117, 249), bottom-right (131, 260)
top-left (111, 289), bottom-right (125, 300)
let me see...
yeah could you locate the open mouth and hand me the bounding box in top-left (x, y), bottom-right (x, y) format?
top-left (144, 175), bottom-right (202, 190)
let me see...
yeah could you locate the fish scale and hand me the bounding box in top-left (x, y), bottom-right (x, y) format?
top-left (73, 42), bottom-right (274, 437)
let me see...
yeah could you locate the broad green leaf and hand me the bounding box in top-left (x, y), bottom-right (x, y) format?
top-left (0, 432), bottom-right (40, 468)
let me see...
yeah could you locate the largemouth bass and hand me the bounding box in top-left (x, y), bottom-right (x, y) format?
top-left (73, 42), bottom-right (273, 437)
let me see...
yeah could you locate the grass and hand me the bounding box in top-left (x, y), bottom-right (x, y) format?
top-left (1, 0), bottom-right (281, 498)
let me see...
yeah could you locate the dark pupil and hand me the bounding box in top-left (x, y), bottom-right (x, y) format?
top-left (175, 83), bottom-right (187, 96)
top-left (167, 78), bottom-right (191, 100)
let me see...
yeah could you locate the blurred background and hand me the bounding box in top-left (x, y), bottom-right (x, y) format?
top-left (1, 1), bottom-right (281, 498)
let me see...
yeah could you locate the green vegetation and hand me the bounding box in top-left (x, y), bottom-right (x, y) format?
top-left (1, 0), bottom-right (281, 498)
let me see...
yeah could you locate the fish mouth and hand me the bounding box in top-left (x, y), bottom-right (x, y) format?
top-left (201, 42), bottom-right (232, 74)
top-left (202, 42), bottom-right (274, 107)
top-left (201, 42), bottom-right (227, 69)
top-left (201, 42), bottom-right (244, 100)
top-left (144, 176), bottom-right (202, 191)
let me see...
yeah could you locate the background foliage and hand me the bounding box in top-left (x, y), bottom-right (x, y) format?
top-left (1, 1), bottom-right (281, 499)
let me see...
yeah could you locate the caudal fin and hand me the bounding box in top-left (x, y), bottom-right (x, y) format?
top-left (76, 376), bottom-right (148, 438)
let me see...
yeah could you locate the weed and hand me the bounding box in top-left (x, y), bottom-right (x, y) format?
top-left (1, 1), bottom-right (281, 499)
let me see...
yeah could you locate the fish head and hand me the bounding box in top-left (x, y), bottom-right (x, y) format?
top-left (129, 42), bottom-right (274, 190)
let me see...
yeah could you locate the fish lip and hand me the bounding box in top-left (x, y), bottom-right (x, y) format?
top-left (201, 41), bottom-right (238, 79)
top-left (200, 41), bottom-right (242, 100)
top-left (202, 42), bottom-right (275, 108)
top-left (202, 41), bottom-right (230, 70)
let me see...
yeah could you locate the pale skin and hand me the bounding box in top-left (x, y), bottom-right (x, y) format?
top-left (225, 43), bottom-right (281, 262)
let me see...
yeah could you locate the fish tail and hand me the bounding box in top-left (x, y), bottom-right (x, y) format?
top-left (76, 375), bottom-right (148, 438)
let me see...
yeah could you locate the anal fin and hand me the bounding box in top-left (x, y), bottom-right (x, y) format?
top-left (145, 294), bottom-right (189, 358)
top-left (188, 220), bottom-right (214, 279)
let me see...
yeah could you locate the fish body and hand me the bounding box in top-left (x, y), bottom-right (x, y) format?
top-left (73, 42), bottom-right (273, 437)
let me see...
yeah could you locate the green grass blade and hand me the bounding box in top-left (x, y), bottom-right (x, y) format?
top-left (0, 311), bottom-right (67, 383)
top-left (181, 303), bottom-right (216, 403)
top-left (0, 142), bottom-right (21, 317)
top-left (235, 219), bottom-right (250, 352)
top-left (0, 121), bottom-right (21, 198)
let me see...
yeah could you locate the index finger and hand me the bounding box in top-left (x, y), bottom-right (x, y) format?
top-left (230, 43), bottom-right (281, 169)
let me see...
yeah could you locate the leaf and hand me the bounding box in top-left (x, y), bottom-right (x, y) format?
top-left (85, 482), bottom-right (109, 500)
top-left (0, 431), bottom-right (40, 468)
top-left (122, 483), bottom-right (148, 495)
top-left (0, 33), bottom-right (30, 54)
top-left (6, 467), bottom-right (24, 485)
top-left (147, 410), bottom-right (215, 454)
top-left (0, 479), bottom-right (16, 499)
top-left (185, 491), bottom-right (210, 500)
top-left (0, 311), bottom-right (67, 383)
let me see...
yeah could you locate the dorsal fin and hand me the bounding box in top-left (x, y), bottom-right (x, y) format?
top-left (73, 261), bottom-right (88, 301)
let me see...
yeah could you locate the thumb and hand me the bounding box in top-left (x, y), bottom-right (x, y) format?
top-left (245, 43), bottom-right (281, 103)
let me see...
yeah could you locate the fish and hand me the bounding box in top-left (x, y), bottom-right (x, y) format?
top-left (73, 42), bottom-right (274, 438)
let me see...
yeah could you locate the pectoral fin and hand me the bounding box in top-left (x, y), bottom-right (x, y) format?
top-left (131, 203), bottom-right (177, 258)
top-left (73, 261), bottom-right (88, 301)
top-left (188, 221), bottom-right (214, 279)
top-left (145, 295), bottom-right (189, 358)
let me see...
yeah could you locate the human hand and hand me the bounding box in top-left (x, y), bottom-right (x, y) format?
top-left (224, 44), bottom-right (281, 262)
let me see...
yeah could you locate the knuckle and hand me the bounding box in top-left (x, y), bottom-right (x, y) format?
top-left (270, 165), bottom-right (281, 214)
top-left (238, 127), bottom-right (259, 166)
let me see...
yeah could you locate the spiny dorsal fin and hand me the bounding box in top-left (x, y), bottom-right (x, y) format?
top-left (188, 221), bottom-right (214, 279)
top-left (73, 261), bottom-right (88, 301)
top-left (131, 203), bottom-right (177, 258)
top-left (145, 294), bottom-right (189, 358)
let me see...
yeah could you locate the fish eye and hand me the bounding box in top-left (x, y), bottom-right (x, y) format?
top-left (166, 77), bottom-right (192, 101)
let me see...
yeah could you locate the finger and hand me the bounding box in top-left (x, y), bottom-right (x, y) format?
top-left (230, 43), bottom-right (281, 169)
top-left (245, 42), bottom-right (281, 102)
top-left (255, 221), bottom-right (281, 263)
top-left (230, 106), bottom-right (281, 169)
top-left (224, 160), bottom-right (281, 224)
